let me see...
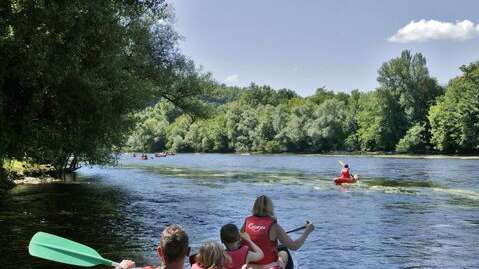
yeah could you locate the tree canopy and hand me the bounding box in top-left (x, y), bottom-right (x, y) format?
top-left (428, 62), bottom-right (479, 153)
top-left (0, 0), bottom-right (210, 174)
top-left (126, 50), bottom-right (479, 155)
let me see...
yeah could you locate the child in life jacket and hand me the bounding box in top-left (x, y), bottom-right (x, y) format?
top-left (220, 224), bottom-right (264, 269)
top-left (191, 241), bottom-right (229, 269)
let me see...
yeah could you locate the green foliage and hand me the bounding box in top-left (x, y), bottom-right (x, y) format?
top-left (356, 50), bottom-right (442, 151)
top-left (378, 50), bottom-right (443, 124)
top-left (0, 0), bottom-right (209, 173)
top-left (395, 122), bottom-right (427, 153)
top-left (307, 99), bottom-right (347, 151)
top-left (428, 62), bottom-right (479, 153)
top-left (344, 90), bottom-right (362, 151)
top-left (128, 50), bottom-right (477, 155)
top-left (127, 100), bottom-right (180, 152)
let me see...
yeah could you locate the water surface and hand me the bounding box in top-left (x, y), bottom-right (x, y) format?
top-left (1, 154), bottom-right (478, 268)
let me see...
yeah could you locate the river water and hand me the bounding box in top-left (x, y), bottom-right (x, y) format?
top-left (1, 154), bottom-right (478, 268)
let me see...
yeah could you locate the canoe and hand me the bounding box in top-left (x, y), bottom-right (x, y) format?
top-left (189, 245), bottom-right (297, 268)
top-left (278, 245), bottom-right (296, 269)
top-left (334, 174), bottom-right (359, 185)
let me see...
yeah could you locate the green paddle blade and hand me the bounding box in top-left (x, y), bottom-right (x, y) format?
top-left (29, 232), bottom-right (114, 267)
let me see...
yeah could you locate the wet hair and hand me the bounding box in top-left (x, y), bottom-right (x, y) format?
top-left (195, 241), bottom-right (229, 269)
top-left (159, 224), bottom-right (189, 264)
top-left (252, 195), bottom-right (275, 217)
top-left (344, 164), bottom-right (349, 168)
top-left (220, 223), bottom-right (240, 244)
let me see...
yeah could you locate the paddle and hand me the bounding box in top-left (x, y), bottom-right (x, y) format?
top-left (338, 160), bottom-right (345, 167)
top-left (29, 232), bottom-right (140, 268)
top-left (286, 225), bottom-right (306, 233)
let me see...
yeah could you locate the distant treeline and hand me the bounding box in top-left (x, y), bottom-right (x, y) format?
top-left (127, 50), bottom-right (479, 154)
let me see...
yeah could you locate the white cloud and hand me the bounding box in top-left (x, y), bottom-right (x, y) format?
top-left (224, 74), bottom-right (239, 84)
top-left (389, 19), bottom-right (479, 43)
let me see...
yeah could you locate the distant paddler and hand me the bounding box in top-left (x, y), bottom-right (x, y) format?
top-left (334, 160), bottom-right (359, 185)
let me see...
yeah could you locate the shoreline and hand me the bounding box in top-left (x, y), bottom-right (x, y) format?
top-left (1, 174), bottom-right (64, 190)
top-left (130, 151), bottom-right (479, 160)
top-left (312, 152), bottom-right (479, 160)
top-left (1, 160), bottom-right (62, 190)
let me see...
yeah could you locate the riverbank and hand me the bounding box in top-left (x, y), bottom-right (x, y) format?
top-left (319, 151), bottom-right (479, 160)
top-left (0, 160), bottom-right (61, 190)
top-left (132, 151), bottom-right (479, 160)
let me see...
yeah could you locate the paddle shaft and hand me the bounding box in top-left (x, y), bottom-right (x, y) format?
top-left (286, 225), bottom-right (306, 233)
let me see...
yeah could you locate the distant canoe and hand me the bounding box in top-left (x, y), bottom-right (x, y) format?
top-left (334, 174), bottom-right (359, 185)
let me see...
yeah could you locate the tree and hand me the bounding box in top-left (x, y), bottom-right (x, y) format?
top-left (0, 1), bottom-right (208, 174)
top-left (356, 90), bottom-right (407, 151)
top-left (344, 90), bottom-right (362, 151)
top-left (395, 122), bottom-right (427, 153)
top-left (126, 99), bottom-right (180, 152)
top-left (166, 115), bottom-right (192, 152)
top-left (357, 50), bottom-right (441, 151)
top-left (284, 102), bottom-right (314, 151)
top-left (428, 62), bottom-right (479, 153)
top-left (251, 105), bottom-right (278, 152)
top-left (307, 99), bottom-right (347, 151)
top-left (378, 50), bottom-right (443, 124)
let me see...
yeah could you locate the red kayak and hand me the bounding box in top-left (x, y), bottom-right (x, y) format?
top-left (334, 175), bottom-right (359, 185)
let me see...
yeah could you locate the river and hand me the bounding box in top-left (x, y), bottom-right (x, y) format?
top-left (1, 154), bottom-right (478, 268)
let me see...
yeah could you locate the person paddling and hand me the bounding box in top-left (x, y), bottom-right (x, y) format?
top-left (221, 223), bottom-right (264, 269)
top-left (242, 195), bottom-right (314, 269)
top-left (117, 224), bottom-right (191, 269)
top-left (334, 161), bottom-right (358, 185)
top-left (341, 163), bottom-right (351, 179)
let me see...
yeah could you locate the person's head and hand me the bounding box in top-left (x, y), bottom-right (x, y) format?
top-left (252, 195), bottom-right (275, 217)
top-left (195, 241), bottom-right (228, 269)
top-left (157, 224), bottom-right (190, 265)
top-left (344, 164), bottom-right (349, 168)
top-left (220, 224), bottom-right (240, 247)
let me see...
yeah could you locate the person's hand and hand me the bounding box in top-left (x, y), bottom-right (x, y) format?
top-left (240, 232), bottom-right (251, 242)
top-left (304, 221), bottom-right (315, 235)
top-left (116, 260), bottom-right (136, 269)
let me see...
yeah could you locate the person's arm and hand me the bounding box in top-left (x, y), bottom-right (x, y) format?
top-left (115, 260), bottom-right (136, 269)
top-left (240, 233), bottom-right (264, 263)
top-left (274, 221), bottom-right (314, 251)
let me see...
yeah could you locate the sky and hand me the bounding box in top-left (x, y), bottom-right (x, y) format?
top-left (168, 0), bottom-right (479, 96)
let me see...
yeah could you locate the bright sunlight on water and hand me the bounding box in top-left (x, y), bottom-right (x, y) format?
top-left (1, 154), bottom-right (478, 268)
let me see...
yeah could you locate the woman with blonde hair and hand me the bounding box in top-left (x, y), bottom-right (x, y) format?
top-left (191, 241), bottom-right (230, 269)
top-left (242, 195), bottom-right (314, 269)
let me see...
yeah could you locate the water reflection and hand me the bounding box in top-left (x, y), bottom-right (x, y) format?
top-left (1, 154), bottom-right (479, 268)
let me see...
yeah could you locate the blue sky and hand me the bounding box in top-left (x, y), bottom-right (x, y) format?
top-left (169, 0), bottom-right (479, 96)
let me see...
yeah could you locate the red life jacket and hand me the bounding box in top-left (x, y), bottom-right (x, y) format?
top-left (225, 245), bottom-right (249, 269)
top-left (243, 215), bottom-right (278, 265)
top-left (341, 168), bottom-right (351, 178)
